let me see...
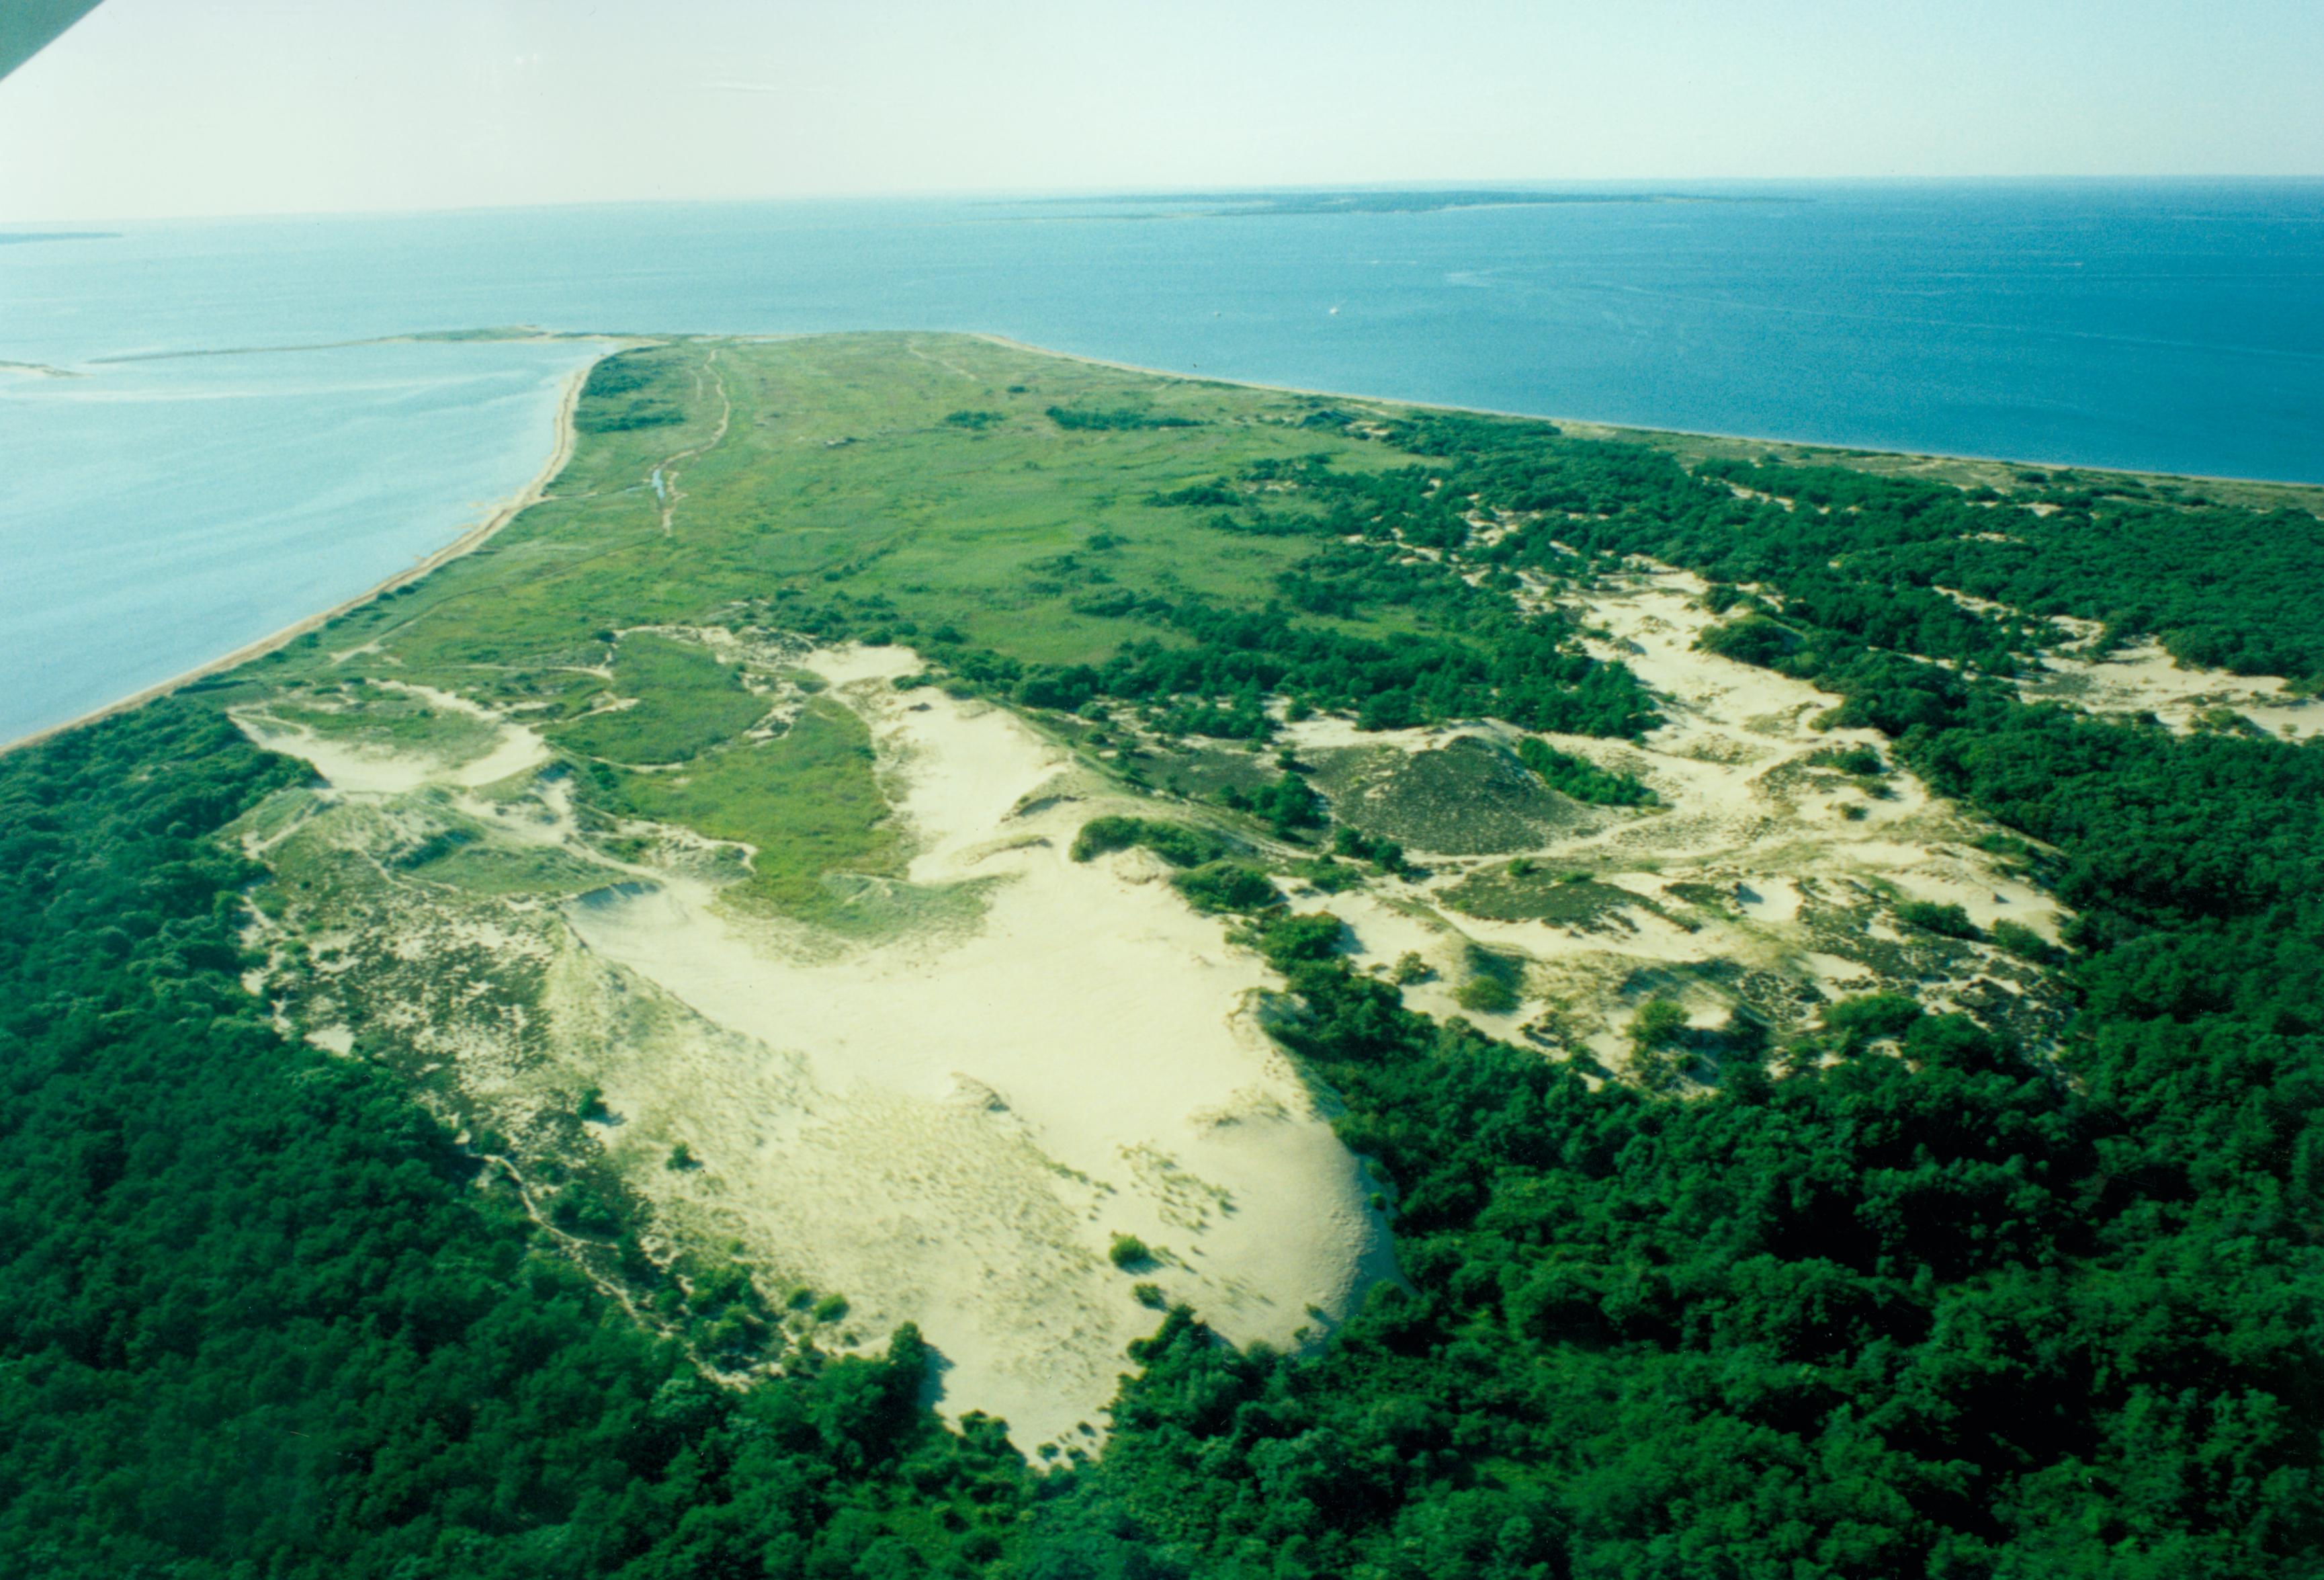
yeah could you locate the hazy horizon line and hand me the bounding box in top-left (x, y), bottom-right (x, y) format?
top-left (7, 171), bottom-right (2322, 231)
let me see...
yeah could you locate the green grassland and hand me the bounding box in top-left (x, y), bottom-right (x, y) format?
top-left (550, 631), bottom-right (767, 764)
top-left (608, 695), bottom-right (905, 915)
top-left (223, 331), bottom-right (1635, 917)
top-left (251, 681), bottom-right (504, 759)
top-left (273, 333), bottom-right (1408, 699)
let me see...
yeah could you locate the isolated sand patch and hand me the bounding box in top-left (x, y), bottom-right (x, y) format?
top-left (234, 714), bottom-right (439, 794)
top-left (2022, 640), bottom-right (2319, 740)
top-left (234, 685), bottom-right (549, 794)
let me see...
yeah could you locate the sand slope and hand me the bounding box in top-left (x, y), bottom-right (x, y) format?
top-left (2020, 638), bottom-right (2319, 739)
top-left (237, 645), bottom-right (1395, 1451)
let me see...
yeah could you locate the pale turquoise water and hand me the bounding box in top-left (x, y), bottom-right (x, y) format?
top-left (0, 341), bottom-right (600, 741)
top-left (4, 181), bottom-right (2321, 743)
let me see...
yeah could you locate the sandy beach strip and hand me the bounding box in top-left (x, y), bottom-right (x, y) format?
top-left (965, 332), bottom-right (2323, 493)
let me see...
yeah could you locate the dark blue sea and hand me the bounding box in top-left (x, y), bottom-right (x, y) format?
top-left (5, 180), bottom-right (2321, 743)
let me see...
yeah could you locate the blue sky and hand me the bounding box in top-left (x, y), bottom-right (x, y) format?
top-left (3, 0), bottom-right (2320, 220)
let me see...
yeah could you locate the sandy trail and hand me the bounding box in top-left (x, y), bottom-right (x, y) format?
top-left (654, 351), bottom-right (732, 536)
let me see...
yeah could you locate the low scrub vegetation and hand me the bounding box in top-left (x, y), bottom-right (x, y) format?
top-left (1068, 815), bottom-right (1231, 868)
top-left (1515, 735), bottom-right (1657, 806)
top-left (1047, 405), bottom-right (1198, 431)
top-left (1170, 860), bottom-right (1280, 914)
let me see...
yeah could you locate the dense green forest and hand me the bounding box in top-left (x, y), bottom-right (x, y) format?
top-left (1038, 412), bottom-right (2324, 1575)
top-left (1397, 415), bottom-right (2324, 680)
top-left (576, 356), bottom-right (685, 434)
top-left (0, 704), bottom-right (1029, 1577)
top-left (4, 347), bottom-right (2320, 1577)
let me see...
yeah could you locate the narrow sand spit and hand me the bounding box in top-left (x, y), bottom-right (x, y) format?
top-left (560, 647), bottom-right (1397, 1449)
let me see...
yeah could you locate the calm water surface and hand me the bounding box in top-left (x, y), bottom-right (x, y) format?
top-left (4, 181), bottom-right (2320, 743)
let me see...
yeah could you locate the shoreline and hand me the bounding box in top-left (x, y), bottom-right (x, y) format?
top-left (9, 327), bottom-right (2320, 761)
top-left (967, 333), bottom-right (2324, 493)
top-left (0, 351), bottom-right (605, 758)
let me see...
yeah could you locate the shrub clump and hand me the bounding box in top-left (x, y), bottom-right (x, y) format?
top-left (1455, 945), bottom-right (1525, 1015)
top-left (1628, 998), bottom-right (1691, 1051)
top-left (1455, 976), bottom-right (1519, 1015)
top-left (1990, 917), bottom-right (2061, 963)
top-left (1516, 737), bottom-right (1657, 806)
top-left (1808, 743), bottom-right (1888, 776)
top-left (1223, 771), bottom-right (1325, 837)
top-left (1070, 815), bottom-right (1230, 868)
top-left (1898, 900), bottom-right (1982, 940)
top-left (1817, 992), bottom-right (1926, 1053)
top-left (1696, 614), bottom-right (1803, 666)
top-left (1330, 824), bottom-right (1407, 872)
top-left (1172, 861), bottom-right (1281, 914)
top-left (1256, 912), bottom-right (1348, 971)
top-left (1049, 405), bottom-right (1199, 431)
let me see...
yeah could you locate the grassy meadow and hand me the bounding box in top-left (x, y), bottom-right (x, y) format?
top-left (206, 332), bottom-right (1451, 918)
top-left (261, 333), bottom-right (1404, 689)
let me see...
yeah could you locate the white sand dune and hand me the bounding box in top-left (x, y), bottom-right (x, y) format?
top-left (242, 647), bottom-right (1399, 1449)
top-left (1938, 583), bottom-right (2317, 739)
top-left (235, 569), bottom-right (2074, 1448)
top-left (232, 689), bottom-right (549, 795)
top-left (560, 648), bottom-right (1397, 1449)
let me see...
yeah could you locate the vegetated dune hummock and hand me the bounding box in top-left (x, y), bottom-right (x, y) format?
top-left (1204, 559), bottom-right (2074, 1071)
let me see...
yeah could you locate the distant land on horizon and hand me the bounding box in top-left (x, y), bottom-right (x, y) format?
top-left (1019, 187), bottom-right (1794, 218)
